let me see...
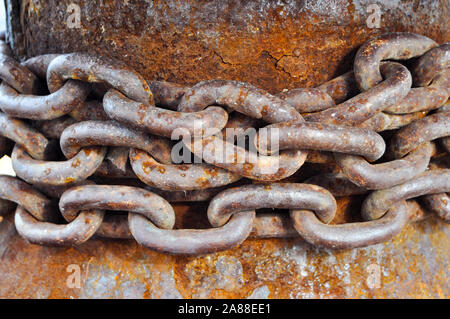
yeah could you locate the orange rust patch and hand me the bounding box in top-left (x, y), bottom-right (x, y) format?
top-left (196, 177), bottom-right (211, 188)
top-left (65, 177), bottom-right (75, 183)
top-left (157, 166), bottom-right (166, 174)
top-left (204, 167), bottom-right (218, 177)
top-left (71, 158), bottom-right (81, 168)
top-left (142, 161), bottom-right (156, 174)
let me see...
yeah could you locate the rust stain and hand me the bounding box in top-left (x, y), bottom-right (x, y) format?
top-left (11, 0), bottom-right (449, 94)
top-left (64, 177), bottom-right (75, 183)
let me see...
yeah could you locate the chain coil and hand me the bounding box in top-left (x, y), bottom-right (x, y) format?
top-left (0, 32), bottom-right (448, 255)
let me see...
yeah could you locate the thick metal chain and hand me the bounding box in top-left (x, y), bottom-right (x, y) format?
top-left (0, 32), bottom-right (448, 255)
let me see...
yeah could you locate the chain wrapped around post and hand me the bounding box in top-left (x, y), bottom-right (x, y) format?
top-left (0, 32), bottom-right (448, 255)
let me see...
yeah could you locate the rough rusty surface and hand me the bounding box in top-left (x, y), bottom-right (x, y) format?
top-left (0, 202), bottom-right (448, 298)
top-left (1, 0), bottom-right (449, 298)
top-left (6, 0), bottom-right (449, 93)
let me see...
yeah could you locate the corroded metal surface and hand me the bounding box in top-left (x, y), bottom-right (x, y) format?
top-left (0, 204), bottom-right (448, 298)
top-left (5, 0), bottom-right (449, 93)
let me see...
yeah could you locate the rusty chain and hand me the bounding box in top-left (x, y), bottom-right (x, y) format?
top-left (0, 32), bottom-right (448, 255)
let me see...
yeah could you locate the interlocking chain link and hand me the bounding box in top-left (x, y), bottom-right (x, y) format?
top-left (0, 32), bottom-right (448, 255)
